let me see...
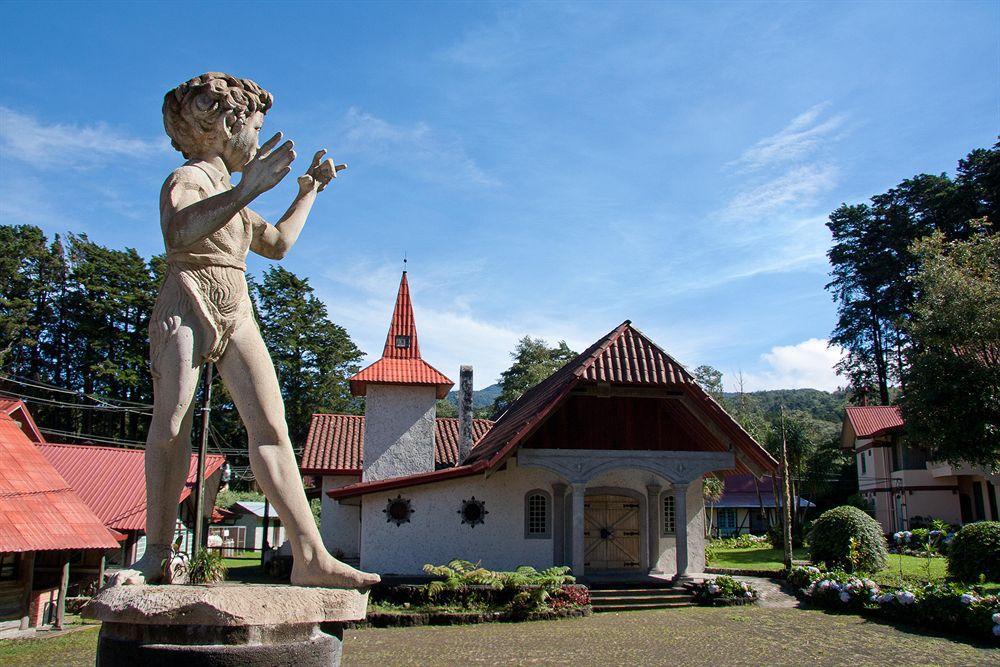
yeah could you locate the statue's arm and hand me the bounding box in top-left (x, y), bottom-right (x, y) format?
top-left (164, 133), bottom-right (296, 250)
top-left (250, 149), bottom-right (338, 260)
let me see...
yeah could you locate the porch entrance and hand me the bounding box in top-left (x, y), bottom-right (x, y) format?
top-left (583, 494), bottom-right (642, 571)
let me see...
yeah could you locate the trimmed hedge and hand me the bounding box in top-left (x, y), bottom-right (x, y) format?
top-left (948, 521), bottom-right (1000, 582)
top-left (807, 505), bottom-right (888, 572)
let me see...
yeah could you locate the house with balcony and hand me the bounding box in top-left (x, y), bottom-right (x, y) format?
top-left (841, 405), bottom-right (1000, 533)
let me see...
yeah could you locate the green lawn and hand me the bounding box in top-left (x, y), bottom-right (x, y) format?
top-left (221, 551), bottom-right (276, 584)
top-left (707, 547), bottom-right (808, 571)
top-left (3, 608), bottom-right (995, 666)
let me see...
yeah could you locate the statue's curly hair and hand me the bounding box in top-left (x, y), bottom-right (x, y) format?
top-left (163, 72), bottom-right (273, 159)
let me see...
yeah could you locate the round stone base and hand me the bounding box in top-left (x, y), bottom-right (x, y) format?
top-left (83, 584), bottom-right (369, 667)
top-left (96, 621), bottom-right (343, 667)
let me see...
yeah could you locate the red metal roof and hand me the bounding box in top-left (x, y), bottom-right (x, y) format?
top-left (38, 443), bottom-right (225, 532)
top-left (348, 272), bottom-right (454, 399)
top-left (328, 321), bottom-right (778, 500)
top-left (0, 397), bottom-right (45, 443)
top-left (844, 405), bottom-right (905, 439)
top-left (0, 413), bottom-right (120, 552)
top-left (300, 414), bottom-right (494, 474)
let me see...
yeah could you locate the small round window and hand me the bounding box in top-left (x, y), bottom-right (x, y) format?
top-left (383, 495), bottom-right (413, 526)
top-left (458, 497), bottom-right (488, 527)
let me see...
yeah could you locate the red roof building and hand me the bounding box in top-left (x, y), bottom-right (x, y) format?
top-left (348, 272), bottom-right (454, 399)
top-left (38, 443), bottom-right (225, 533)
top-left (842, 405), bottom-right (905, 444)
top-left (0, 414), bottom-right (119, 553)
top-left (0, 397), bottom-right (45, 443)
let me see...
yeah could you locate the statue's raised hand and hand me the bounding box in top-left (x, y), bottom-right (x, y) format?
top-left (298, 149), bottom-right (344, 194)
top-left (238, 132), bottom-right (295, 200)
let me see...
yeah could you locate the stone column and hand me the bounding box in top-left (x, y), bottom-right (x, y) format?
top-left (673, 482), bottom-right (689, 578)
top-left (646, 483), bottom-right (662, 573)
top-left (551, 482), bottom-right (567, 566)
top-left (570, 482), bottom-right (587, 577)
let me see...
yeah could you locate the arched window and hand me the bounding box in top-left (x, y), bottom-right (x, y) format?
top-left (662, 493), bottom-right (676, 535)
top-left (524, 490), bottom-right (551, 539)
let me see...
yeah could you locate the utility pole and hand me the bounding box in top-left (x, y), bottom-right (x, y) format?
top-left (193, 362), bottom-right (213, 557)
top-left (779, 404), bottom-right (794, 570)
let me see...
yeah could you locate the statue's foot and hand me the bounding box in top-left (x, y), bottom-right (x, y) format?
top-left (105, 546), bottom-right (188, 587)
top-left (291, 552), bottom-right (380, 589)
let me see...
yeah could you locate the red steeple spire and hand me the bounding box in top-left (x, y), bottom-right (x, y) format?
top-left (382, 271), bottom-right (421, 359)
top-left (347, 270), bottom-right (454, 398)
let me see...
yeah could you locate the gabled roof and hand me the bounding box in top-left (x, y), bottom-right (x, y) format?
top-left (300, 413), bottom-right (495, 474)
top-left (0, 397), bottom-right (45, 443)
top-left (0, 413), bottom-right (120, 552)
top-left (843, 405), bottom-right (905, 440)
top-left (231, 501), bottom-right (282, 520)
top-left (329, 321), bottom-right (778, 500)
top-left (716, 473), bottom-right (814, 509)
top-left (348, 272), bottom-right (454, 399)
top-left (39, 443), bottom-right (225, 532)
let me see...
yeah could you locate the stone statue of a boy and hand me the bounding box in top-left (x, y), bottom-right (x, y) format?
top-left (115, 72), bottom-right (378, 588)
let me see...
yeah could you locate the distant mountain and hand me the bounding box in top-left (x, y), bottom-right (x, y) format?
top-left (724, 388), bottom-right (849, 424)
top-left (446, 383), bottom-right (502, 410)
top-left (445, 385), bottom-right (847, 426)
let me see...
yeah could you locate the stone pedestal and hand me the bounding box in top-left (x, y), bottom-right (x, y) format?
top-left (83, 584), bottom-right (368, 667)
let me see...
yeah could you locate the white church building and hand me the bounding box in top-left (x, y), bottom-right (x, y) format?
top-left (301, 272), bottom-right (777, 579)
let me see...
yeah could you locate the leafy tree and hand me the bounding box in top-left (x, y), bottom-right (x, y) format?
top-left (693, 365), bottom-right (724, 403)
top-left (491, 337), bottom-right (576, 415)
top-left (254, 266), bottom-right (365, 446)
top-left (435, 398), bottom-right (457, 418)
top-left (826, 143), bottom-right (998, 404)
top-left (900, 225), bottom-right (1000, 467)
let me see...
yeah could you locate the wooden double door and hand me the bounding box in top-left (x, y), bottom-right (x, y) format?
top-left (584, 494), bottom-right (642, 571)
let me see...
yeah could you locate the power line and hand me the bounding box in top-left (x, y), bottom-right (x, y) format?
top-left (0, 389), bottom-right (153, 415)
top-left (0, 374), bottom-right (155, 409)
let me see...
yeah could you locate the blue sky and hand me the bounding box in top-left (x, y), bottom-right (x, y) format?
top-left (1, 1), bottom-right (997, 391)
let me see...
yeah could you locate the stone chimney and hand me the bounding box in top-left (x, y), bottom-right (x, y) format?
top-left (458, 365), bottom-right (474, 462)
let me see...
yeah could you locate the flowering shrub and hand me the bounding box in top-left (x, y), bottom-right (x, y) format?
top-left (711, 534), bottom-right (771, 550)
top-left (692, 575), bottom-right (758, 605)
top-left (547, 584), bottom-right (590, 611)
top-left (890, 528), bottom-right (949, 556)
top-left (787, 564), bottom-right (1000, 641)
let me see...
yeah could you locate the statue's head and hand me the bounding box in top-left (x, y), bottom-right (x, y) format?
top-left (163, 72), bottom-right (273, 172)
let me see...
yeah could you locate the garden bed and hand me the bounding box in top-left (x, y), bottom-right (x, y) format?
top-left (351, 605), bottom-right (591, 628)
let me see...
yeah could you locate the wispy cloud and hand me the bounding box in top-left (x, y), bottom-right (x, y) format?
top-left (723, 163), bottom-right (839, 220)
top-left (340, 108), bottom-right (500, 188)
top-left (731, 102), bottom-right (847, 171)
top-left (733, 338), bottom-right (845, 391)
top-left (0, 106), bottom-right (167, 170)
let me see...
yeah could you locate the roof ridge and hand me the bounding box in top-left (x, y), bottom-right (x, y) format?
top-left (572, 320), bottom-right (633, 378)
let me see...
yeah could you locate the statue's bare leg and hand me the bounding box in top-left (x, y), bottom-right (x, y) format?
top-left (216, 317), bottom-right (380, 588)
top-left (109, 307), bottom-right (201, 585)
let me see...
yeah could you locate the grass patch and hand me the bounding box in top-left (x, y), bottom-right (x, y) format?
top-left (0, 627), bottom-right (99, 667)
top-left (221, 551), bottom-right (274, 584)
top-left (707, 547), bottom-right (808, 571)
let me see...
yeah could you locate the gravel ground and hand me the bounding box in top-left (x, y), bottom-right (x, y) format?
top-left (343, 607), bottom-right (998, 667)
top-left (3, 607), bottom-right (996, 666)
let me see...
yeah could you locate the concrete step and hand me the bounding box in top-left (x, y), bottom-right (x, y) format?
top-left (590, 594), bottom-right (691, 605)
top-left (589, 588), bottom-right (689, 598)
top-left (592, 600), bottom-right (694, 613)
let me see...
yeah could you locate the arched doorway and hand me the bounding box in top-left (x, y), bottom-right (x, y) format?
top-left (584, 493), bottom-right (642, 571)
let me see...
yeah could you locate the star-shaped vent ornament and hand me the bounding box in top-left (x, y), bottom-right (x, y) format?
top-left (458, 496), bottom-right (488, 527)
top-left (383, 495), bottom-right (414, 526)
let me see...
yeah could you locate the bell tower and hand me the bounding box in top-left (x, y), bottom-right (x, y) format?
top-left (349, 271), bottom-right (453, 481)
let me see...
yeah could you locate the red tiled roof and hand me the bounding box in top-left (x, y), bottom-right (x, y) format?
top-left (300, 414), bottom-right (494, 474)
top-left (0, 413), bottom-right (120, 552)
top-left (844, 405), bottom-right (904, 439)
top-left (349, 272), bottom-right (454, 399)
top-left (328, 321), bottom-right (778, 500)
top-left (39, 443), bottom-right (225, 532)
top-left (0, 397), bottom-right (45, 443)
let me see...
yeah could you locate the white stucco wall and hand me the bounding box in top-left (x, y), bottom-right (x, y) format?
top-left (356, 460), bottom-right (708, 576)
top-left (363, 384), bottom-right (437, 481)
top-left (360, 459), bottom-right (556, 575)
top-left (321, 475), bottom-right (361, 559)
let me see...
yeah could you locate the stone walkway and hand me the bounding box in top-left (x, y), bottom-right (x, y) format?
top-left (732, 576), bottom-right (800, 608)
